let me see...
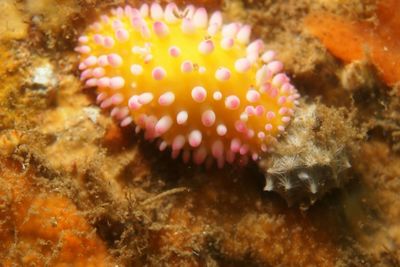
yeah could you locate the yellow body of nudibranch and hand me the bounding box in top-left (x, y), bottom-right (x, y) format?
top-left (76, 3), bottom-right (299, 167)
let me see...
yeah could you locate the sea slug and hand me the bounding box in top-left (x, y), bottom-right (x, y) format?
top-left (76, 2), bottom-right (299, 168)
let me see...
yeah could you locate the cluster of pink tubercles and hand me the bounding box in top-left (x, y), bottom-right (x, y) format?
top-left (76, 2), bottom-right (300, 168)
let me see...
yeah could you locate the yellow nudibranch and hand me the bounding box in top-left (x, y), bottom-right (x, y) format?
top-left (76, 2), bottom-right (300, 168)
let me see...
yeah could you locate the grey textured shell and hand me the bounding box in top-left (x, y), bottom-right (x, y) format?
top-left (259, 103), bottom-right (359, 206)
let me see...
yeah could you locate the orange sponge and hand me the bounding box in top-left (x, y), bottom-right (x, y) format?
top-left (305, 0), bottom-right (400, 91)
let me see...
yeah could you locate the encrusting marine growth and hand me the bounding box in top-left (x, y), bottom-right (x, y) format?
top-left (76, 2), bottom-right (299, 168)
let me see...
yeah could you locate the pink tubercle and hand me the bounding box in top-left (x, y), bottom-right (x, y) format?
top-left (234, 120), bottom-right (246, 133)
top-left (189, 130), bottom-right (202, 148)
top-left (255, 105), bottom-right (265, 116)
top-left (172, 135), bottom-right (186, 151)
top-left (116, 28), bottom-right (129, 41)
top-left (246, 90), bottom-right (260, 103)
top-left (176, 110), bottom-right (188, 125)
top-left (182, 18), bottom-right (195, 34)
top-left (236, 25), bottom-right (251, 44)
top-left (181, 61), bottom-right (193, 73)
top-left (225, 95), bottom-right (240, 110)
top-left (78, 36), bottom-right (89, 43)
top-left (150, 2), bottom-right (164, 20)
top-left (164, 3), bottom-right (179, 23)
top-left (107, 53), bottom-right (123, 67)
top-left (138, 92), bottom-right (154, 105)
top-left (209, 11), bottom-right (223, 27)
top-left (221, 37), bottom-right (234, 50)
top-left (130, 64), bottom-right (143, 75)
top-left (215, 68), bottom-right (231, 81)
top-left (155, 115), bottom-right (173, 135)
top-left (84, 56), bottom-right (97, 66)
top-left (193, 7), bottom-right (208, 28)
top-left (104, 36), bottom-right (115, 48)
top-left (198, 40), bottom-right (214, 55)
top-left (216, 124), bottom-right (227, 136)
top-left (158, 92), bottom-right (175, 106)
top-left (92, 67), bottom-right (105, 78)
top-left (230, 138), bottom-right (241, 153)
top-left (153, 21), bottom-right (169, 37)
top-left (128, 95), bottom-right (142, 110)
top-left (193, 147), bottom-right (207, 165)
top-left (211, 140), bottom-right (224, 158)
top-left (265, 124), bottom-right (273, 131)
top-left (222, 23), bottom-right (240, 38)
top-left (85, 78), bottom-right (97, 87)
top-left (93, 34), bottom-right (104, 45)
top-left (169, 46), bottom-right (181, 57)
top-left (235, 58), bottom-right (251, 73)
top-left (201, 110), bottom-right (216, 127)
top-left (247, 39), bottom-right (265, 55)
top-left (109, 76), bottom-right (125, 89)
top-left (191, 86), bottom-right (207, 103)
top-left (266, 111), bottom-right (276, 120)
top-left (262, 50), bottom-right (276, 63)
top-left (152, 67), bottom-right (167, 80)
top-left (120, 117), bottom-right (133, 127)
top-left (267, 61), bottom-right (284, 74)
top-left (97, 77), bottom-right (110, 87)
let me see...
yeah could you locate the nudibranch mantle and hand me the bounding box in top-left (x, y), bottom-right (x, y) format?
top-left (76, 2), bottom-right (300, 168)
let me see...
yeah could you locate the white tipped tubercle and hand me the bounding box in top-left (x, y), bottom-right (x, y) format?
top-left (215, 68), bottom-right (231, 81)
top-left (182, 18), bottom-right (195, 34)
top-left (189, 130), bottom-right (202, 148)
top-left (158, 92), bottom-right (175, 106)
top-left (235, 58), bottom-right (251, 73)
top-left (198, 40), bottom-right (214, 55)
top-left (213, 91), bottom-right (222, 101)
top-left (107, 53), bottom-right (123, 67)
top-left (138, 92), bottom-right (154, 104)
top-left (116, 28), bottom-right (129, 41)
top-left (130, 64), bottom-right (143, 75)
top-left (209, 11), bottom-right (223, 27)
top-left (182, 5), bottom-right (195, 19)
top-left (225, 95), bottom-right (240, 110)
top-left (193, 8), bottom-right (208, 29)
top-left (221, 37), bottom-right (234, 50)
top-left (150, 3), bottom-right (164, 20)
top-left (169, 46), bottom-right (181, 57)
top-left (191, 86), bottom-right (207, 102)
top-left (222, 23), bottom-right (240, 38)
top-left (109, 76), bottom-right (125, 90)
top-left (181, 60), bottom-right (193, 73)
top-left (164, 3), bottom-right (179, 23)
top-left (201, 110), bottom-right (216, 127)
top-left (246, 89), bottom-right (261, 103)
top-left (155, 115), bottom-right (173, 136)
top-left (140, 3), bottom-right (149, 17)
top-left (236, 25), bottom-right (251, 44)
top-left (153, 21), bottom-right (169, 37)
top-left (172, 135), bottom-right (186, 151)
top-left (216, 124), bottom-right (227, 136)
top-left (193, 146), bottom-right (207, 165)
top-left (152, 67), bottom-right (166, 80)
top-left (211, 140), bottom-right (224, 159)
top-left (177, 111), bottom-right (188, 125)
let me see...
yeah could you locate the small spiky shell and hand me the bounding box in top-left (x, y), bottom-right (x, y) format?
top-left (259, 104), bottom-right (356, 206)
top-left (76, 3), bottom-right (299, 167)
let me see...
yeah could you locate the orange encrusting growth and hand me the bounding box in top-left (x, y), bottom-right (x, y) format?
top-left (76, 3), bottom-right (299, 167)
top-left (0, 160), bottom-right (113, 267)
top-left (305, 0), bottom-right (400, 92)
